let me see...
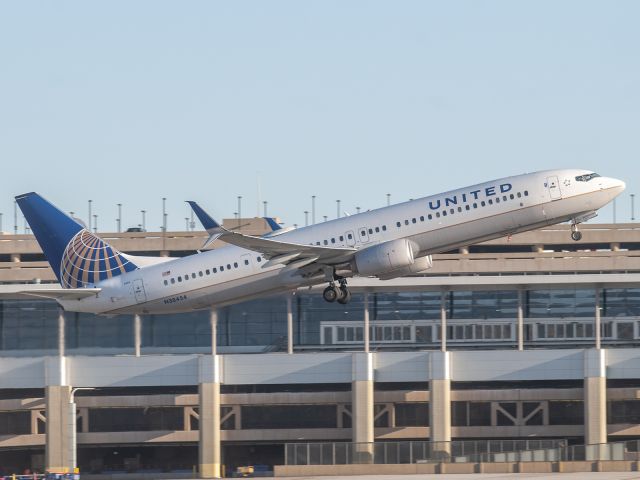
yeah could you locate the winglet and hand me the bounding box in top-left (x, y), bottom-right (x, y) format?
top-left (263, 217), bottom-right (282, 231)
top-left (186, 201), bottom-right (226, 249)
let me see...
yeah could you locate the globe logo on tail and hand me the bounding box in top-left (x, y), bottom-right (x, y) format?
top-left (60, 230), bottom-right (137, 288)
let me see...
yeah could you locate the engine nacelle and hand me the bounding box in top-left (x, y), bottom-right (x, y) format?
top-left (354, 238), bottom-right (415, 277)
top-left (377, 255), bottom-right (433, 280)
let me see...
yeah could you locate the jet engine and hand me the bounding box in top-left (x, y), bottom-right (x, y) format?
top-left (353, 238), bottom-right (432, 278)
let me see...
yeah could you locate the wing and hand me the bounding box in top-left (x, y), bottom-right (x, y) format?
top-left (0, 287), bottom-right (101, 301)
top-left (187, 200), bottom-right (357, 268)
top-left (215, 228), bottom-right (356, 266)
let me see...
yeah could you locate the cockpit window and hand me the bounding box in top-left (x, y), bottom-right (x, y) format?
top-left (575, 173), bottom-right (600, 182)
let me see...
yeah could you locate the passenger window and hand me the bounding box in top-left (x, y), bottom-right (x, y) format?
top-left (419, 216), bottom-right (424, 222)
top-left (465, 205), bottom-right (470, 210)
top-left (481, 201), bottom-right (486, 207)
top-left (339, 235), bottom-right (344, 241)
top-left (488, 199), bottom-right (493, 205)
top-left (442, 210), bottom-right (447, 216)
top-left (375, 227), bottom-right (380, 232)
top-left (192, 273), bottom-right (196, 279)
top-left (450, 208), bottom-right (454, 214)
top-left (316, 241), bottom-right (320, 245)
top-left (404, 220), bottom-right (409, 225)
top-left (244, 259), bottom-right (249, 265)
top-left (368, 228), bottom-right (373, 234)
top-left (171, 278), bottom-right (176, 284)
top-left (257, 257), bottom-right (262, 262)
top-left (184, 275), bottom-right (189, 281)
top-left (428, 214), bottom-right (433, 219)
top-left (524, 190), bottom-right (529, 196)
top-left (199, 271), bottom-right (203, 277)
top-left (178, 276), bottom-right (182, 282)
top-left (220, 266), bottom-right (224, 271)
top-left (436, 212), bottom-right (441, 218)
top-left (457, 207), bottom-right (462, 212)
top-left (411, 218), bottom-right (416, 224)
top-left (164, 280), bottom-right (168, 286)
top-left (361, 230), bottom-right (366, 236)
top-left (348, 233), bottom-right (353, 239)
top-left (396, 221), bottom-right (401, 227)
top-left (517, 192), bottom-right (522, 198)
top-left (510, 194), bottom-right (515, 199)
top-left (331, 238), bottom-right (336, 243)
top-left (324, 239), bottom-right (328, 245)
top-left (382, 225), bottom-right (387, 231)
top-left (473, 203), bottom-right (478, 208)
top-left (496, 197), bottom-right (500, 203)
top-left (213, 267), bottom-right (217, 273)
top-left (206, 269), bottom-right (210, 275)
top-left (503, 195), bottom-right (507, 201)
top-left (227, 264), bottom-right (231, 269)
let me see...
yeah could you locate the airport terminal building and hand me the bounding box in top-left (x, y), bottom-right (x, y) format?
top-left (0, 221), bottom-right (639, 476)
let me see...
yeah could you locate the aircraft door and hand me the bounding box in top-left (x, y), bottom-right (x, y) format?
top-left (132, 279), bottom-right (147, 303)
top-left (546, 176), bottom-right (562, 200)
top-left (358, 226), bottom-right (370, 244)
top-left (345, 230), bottom-right (356, 246)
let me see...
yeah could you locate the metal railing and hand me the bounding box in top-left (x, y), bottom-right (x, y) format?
top-left (285, 439), bottom-right (567, 465)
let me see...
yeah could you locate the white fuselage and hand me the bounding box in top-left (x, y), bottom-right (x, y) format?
top-left (60, 169), bottom-right (624, 315)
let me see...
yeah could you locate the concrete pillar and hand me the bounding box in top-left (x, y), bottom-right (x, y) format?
top-left (351, 352), bottom-right (374, 463)
top-left (584, 349), bottom-right (607, 455)
top-left (595, 287), bottom-right (602, 349)
top-left (45, 357), bottom-right (72, 473)
top-left (430, 351), bottom-right (451, 456)
top-left (199, 355), bottom-right (222, 478)
top-left (286, 295), bottom-right (293, 354)
top-left (134, 314), bottom-right (142, 357)
top-left (363, 291), bottom-right (370, 353)
top-left (58, 309), bottom-right (66, 357)
top-left (210, 309), bottom-right (218, 356)
top-left (517, 289), bottom-right (524, 351)
top-left (440, 291), bottom-right (447, 352)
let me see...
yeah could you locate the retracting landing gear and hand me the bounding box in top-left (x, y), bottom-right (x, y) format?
top-left (571, 222), bottom-right (583, 241)
top-left (322, 278), bottom-right (351, 304)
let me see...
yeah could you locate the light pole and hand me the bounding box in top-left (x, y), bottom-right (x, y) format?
top-left (632, 194), bottom-right (636, 221)
top-left (386, 193), bottom-right (391, 206)
top-left (141, 210), bottom-right (146, 231)
top-left (312, 196), bottom-right (316, 225)
top-left (304, 211), bottom-right (309, 226)
top-left (613, 198), bottom-right (617, 224)
top-left (162, 198), bottom-right (167, 232)
top-left (323, 215), bottom-right (328, 222)
top-left (185, 217), bottom-right (189, 230)
top-left (356, 207), bottom-right (361, 214)
top-left (14, 200), bottom-right (18, 234)
top-left (237, 196), bottom-right (242, 230)
top-left (93, 215), bottom-right (98, 233)
top-left (263, 201), bottom-right (268, 217)
top-left (88, 200), bottom-right (92, 231)
top-left (117, 203), bottom-right (122, 232)
top-left (336, 200), bottom-right (341, 219)
top-left (69, 387), bottom-right (95, 473)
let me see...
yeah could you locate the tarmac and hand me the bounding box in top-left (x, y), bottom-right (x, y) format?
top-left (276, 474), bottom-right (640, 479)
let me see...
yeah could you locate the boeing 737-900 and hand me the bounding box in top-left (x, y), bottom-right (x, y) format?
top-left (13, 169), bottom-right (624, 315)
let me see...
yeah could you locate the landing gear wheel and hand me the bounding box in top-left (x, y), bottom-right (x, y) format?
top-left (571, 230), bottom-right (583, 241)
top-left (337, 286), bottom-right (352, 304)
top-left (323, 284), bottom-right (340, 303)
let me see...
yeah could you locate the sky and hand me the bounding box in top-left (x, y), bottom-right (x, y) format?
top-left (1, 1), bottom-right (639, 232)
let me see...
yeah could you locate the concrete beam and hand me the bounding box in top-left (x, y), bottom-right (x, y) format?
top-left (199, 355), bottom-right (222, 478)
top-left (352, 352), bottom-right (374, 463)
top-left (584, 349), bottom-right (607, 451)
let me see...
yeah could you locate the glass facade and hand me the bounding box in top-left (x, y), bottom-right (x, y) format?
top-left (0, 287), bottom-right (638, 353)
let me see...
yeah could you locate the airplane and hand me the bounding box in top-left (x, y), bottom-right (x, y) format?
top-left (13, 169), bottom-right (624, 315)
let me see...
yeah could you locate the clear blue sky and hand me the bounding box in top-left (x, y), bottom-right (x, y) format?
top-left (1, 1), bottom-right (638, 232)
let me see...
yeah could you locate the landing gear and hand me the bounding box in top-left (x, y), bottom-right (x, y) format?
top-left (571, 223), bottom-right (582, 241)
top-left (322, 278), bottom-right (352, 304)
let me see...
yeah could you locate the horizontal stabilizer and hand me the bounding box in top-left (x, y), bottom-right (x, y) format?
top-left (0, 287), bottom-right (101, 301)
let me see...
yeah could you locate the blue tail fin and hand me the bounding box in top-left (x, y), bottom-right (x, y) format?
top-left (16, 192), bottom-right (137, 288)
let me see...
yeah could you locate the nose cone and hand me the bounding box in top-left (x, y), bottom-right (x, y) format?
top-left (610, 177), bottom-right (626, 196)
